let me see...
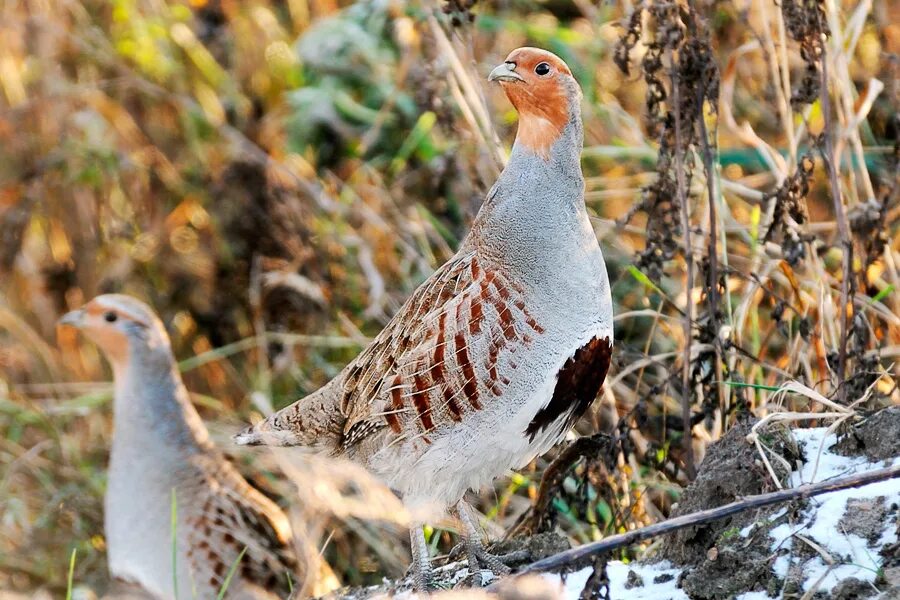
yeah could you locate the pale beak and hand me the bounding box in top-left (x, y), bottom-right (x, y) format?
top-left (488, 62), bottom-right (524, 83)
top-left (58, 309), bottom-right (85, 328)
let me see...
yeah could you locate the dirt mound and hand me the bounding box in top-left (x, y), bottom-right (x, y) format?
top-left (833, 406), bottom-right (900, 461)
top-left (659, 419), bottom-right (799, 568)
top-left (652, 408), bottom-right (900, 600)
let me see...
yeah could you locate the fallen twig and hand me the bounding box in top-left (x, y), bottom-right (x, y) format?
top-left (513, 463), bottom-right (900, 575)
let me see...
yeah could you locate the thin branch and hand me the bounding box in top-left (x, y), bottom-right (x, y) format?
top-left (673, 60), bottom-right (697, 480)
top-left (507, 435), bottom-right (614, 538)
top-left (514, 463), bottom-right (900, 575)
top-left (697, 69), bottom-right (724, 419)
top-left (819, 45), bottom-right (853, 403)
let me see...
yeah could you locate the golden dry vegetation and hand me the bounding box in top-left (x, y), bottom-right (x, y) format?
top-left (0, 0), bottom-right (898, 595)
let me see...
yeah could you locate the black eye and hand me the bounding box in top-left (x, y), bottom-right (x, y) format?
top-left (535, 62), bottom-right (551, 76)
top-left (104, 312), bottom-right (118, 323)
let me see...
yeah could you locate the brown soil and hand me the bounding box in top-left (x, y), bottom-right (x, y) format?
top-left (652, 409), bottom-right (900, 600)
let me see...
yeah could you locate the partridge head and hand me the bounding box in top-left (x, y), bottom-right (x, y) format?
top-left (237, 47), bottom-right (613, 589)
top-left (60, 294), bottom-right (339, 599)
top-left (59, 294), bottom-right (171, 370)
top-left (488, 47), bottom-right (580, 159)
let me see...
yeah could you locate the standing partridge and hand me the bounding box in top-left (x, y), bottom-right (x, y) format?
top-left (235, 47), bottom-right (614, 587)
top-left (59, 294), bottom-right (339, 599)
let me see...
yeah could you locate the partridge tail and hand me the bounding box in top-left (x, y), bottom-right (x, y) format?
top-left (234, 380), bottom-right (345, 452)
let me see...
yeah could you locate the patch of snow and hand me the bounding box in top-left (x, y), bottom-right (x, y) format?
top-left (761, 427), bottom-right (900, 598)
top-left (539, 567), bottom-right (590, 599)
top-left (544, 426), bottom-right (898, 600)
top-left (541, 561), bottom-right (686, 600)
top-left (559, 567), bottom-right (594, 598)
top-left (767, 523), bottom-right (796, 549)
top-left (740, 506), bottom-right (789, 538)
top-left (880, 521), bottom-right (900, 548)
top-left (606, 561), bottom-right (687, 600)
top-left (801, 560), bottom-right (878, 594)
top-left (771, 554), bottom-right (791, 579)
top-left (790, 428), bottom-right (869, 485)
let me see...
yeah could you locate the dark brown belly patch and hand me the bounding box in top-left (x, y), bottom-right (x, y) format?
top-left (526, 336), bottom-right (612, 440)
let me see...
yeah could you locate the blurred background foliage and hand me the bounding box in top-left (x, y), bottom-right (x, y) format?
top-left (0, 0), bottom-right (898, 595)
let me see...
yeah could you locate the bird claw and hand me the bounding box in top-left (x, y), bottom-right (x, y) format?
top-left (478, 547), bottom-right (531, 574)
top-left (461, 542), bottom-right (532, 586)
top-left (447, 541), bottom-right (466, 562)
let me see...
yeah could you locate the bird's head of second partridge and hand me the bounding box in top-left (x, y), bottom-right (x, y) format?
top-left (59, 294), bottom-right (174, 376)
top-left (488, 47), bottom-right (583, 161)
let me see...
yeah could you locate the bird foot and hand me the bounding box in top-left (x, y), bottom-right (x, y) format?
top-left (450, 500), bottom-right (532, 587)
top-left (403, 554), bottom-right (443, 592)
top-left (456, 541), bottom-right (530, 586)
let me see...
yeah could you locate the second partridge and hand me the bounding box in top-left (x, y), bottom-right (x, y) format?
top-left (59, 295), bottom-right (339, 599)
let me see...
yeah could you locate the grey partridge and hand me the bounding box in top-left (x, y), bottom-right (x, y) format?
top-left (59, 294), bottom-right (339, 599)
top-left (235, 47), bottom-right (614, 587)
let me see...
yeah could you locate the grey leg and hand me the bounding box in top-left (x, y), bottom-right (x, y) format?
top-left (456, 503), bottom-right (487, 578)
top-left (455, 500), bottom-right (529, 583)
top-left (409, 525), bottom-right (434, 591)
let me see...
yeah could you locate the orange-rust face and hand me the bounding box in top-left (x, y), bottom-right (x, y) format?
top-left (58, 294), bottom-right (165, 369)
top-left (488, 47), bottom-right (577, 158)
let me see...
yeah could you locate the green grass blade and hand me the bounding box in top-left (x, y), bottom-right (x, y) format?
top-left (66, 548), bottom-right (77, 600)
top-left (723, 381), bottom-right (781, 392)
top-left (216, 546), bottom-right (248, 600)
top-left (390, 111), bottom-right (437, 175)
top-left (869, 284), bottom-right (894, 304)
top-left (627, 265), bottom-right (665, 296)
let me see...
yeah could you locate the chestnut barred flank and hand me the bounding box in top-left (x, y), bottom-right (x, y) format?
top-left (527, 337), bottom-right (613, 440)
top-left (364, 260), bottom-right (545, 441)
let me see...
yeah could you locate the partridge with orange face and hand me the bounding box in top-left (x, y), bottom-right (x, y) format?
top-left (59, 295), bottom-right (339, 599)
top-left (236, 48), bottom-right (614, 587)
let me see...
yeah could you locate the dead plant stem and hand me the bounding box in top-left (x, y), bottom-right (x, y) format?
top-left (697, 76), bottom-right (724, 418)
top-left (819, 49), bottom-right (852, 404)
top-left (672, 59), bottom-right (697, 480)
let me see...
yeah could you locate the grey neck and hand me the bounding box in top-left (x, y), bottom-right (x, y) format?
top-left (111, 346), bottom-right (211, 457)
top-left (507, 101), bottom-right (584, 181)
top-left (483, 89), bottom-right (585, 215)
top-left (468, 101), bottom-right (587, 269)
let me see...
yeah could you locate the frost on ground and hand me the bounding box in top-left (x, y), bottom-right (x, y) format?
top-left (539, 412), bottom-right (899, 600)
top-left (742, 427), bottom-right (900, 598)
top-left (538, 560), bottom-right (688, 600)
top-left (331, 409), bottom-right (900, 600)
top-left (648, 407), bottom-right (900, 600)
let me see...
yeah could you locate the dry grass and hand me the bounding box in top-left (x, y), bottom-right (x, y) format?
top-left (0, 0), bottom-right (898, 595)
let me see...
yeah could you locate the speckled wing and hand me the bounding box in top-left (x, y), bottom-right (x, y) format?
top-left (338, 249), bottom-right (547, 450)
top-left (183, 455), bottom-right (298, 596)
